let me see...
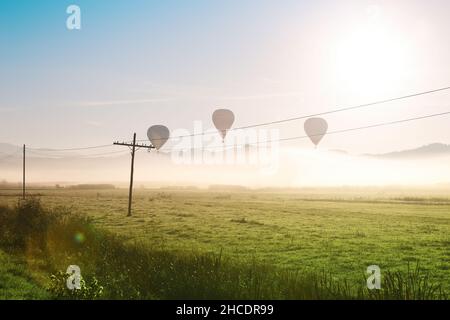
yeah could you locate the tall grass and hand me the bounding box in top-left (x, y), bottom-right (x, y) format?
top-left (0, 198), bottom-right (447, 300)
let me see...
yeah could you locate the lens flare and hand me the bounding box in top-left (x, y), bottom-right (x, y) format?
top-left (74, 232), bottom-right (86, 244)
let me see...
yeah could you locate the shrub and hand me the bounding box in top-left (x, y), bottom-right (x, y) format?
top-left (47, 270), bottom-right (103, 300)
top-left (0, 205), bottom-right (15, 247)
top-left (0, 198), bottom-right (55, 251)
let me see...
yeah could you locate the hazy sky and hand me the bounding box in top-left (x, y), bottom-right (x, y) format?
top-left (1, 0), bottom-right (450, 154)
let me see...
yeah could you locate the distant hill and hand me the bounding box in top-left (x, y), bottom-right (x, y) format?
top-left (2, 142), bottom-right (450, 186)
top-left (209, 184), bottom-right (249, 191)
top-left (328, 149), bottom-right (349, 155)
top-left (68, 184), bottom-right (116, 190)
top-left (367, 143), bottom-right (450, 159)
top-left (3, 142), bottom-right (450, 161)
top-left (0, 143), bottom-right (21, 155)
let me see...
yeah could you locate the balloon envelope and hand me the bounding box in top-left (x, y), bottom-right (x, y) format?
top-left (304, 118), bottom-right (328, 147)
top-left (212, 109), bottom-right (235, 141)
top-left (147, 125), bottom-right (170, 150)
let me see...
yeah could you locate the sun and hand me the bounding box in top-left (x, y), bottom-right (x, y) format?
top-left (332, 10), bottom-right (412, 97)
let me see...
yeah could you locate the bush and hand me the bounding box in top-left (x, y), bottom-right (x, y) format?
top-left (14, 198), bottom-right (54, 250)
top-left (0, 205), bottom-right (15, 247)
top-left (0, 198), bottom-right (54, 251)
top-left (47, 270), bottom-right (103, 300)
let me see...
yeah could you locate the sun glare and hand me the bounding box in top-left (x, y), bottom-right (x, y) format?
top-left (333, 9), bottom-right (412, 96)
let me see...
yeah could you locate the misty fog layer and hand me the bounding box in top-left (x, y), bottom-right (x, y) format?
top-left (1, 146), bottom-right (450, 188)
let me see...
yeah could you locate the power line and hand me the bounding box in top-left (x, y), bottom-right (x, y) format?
top-left (136, 85), bottom-right (450, 142)
top-left (19, 108), bottom-right (450, 155)
top-left (190, 110), bottom-right (450, 151)
top-left (79, 150), bottom-right (131, 158)
top-left (278, 110), bottom-right (450, 144)
top-left (3, 111), bottom-right (449, 163)
top-left (27, 144), bottom-right (113, 152)
top-left (9, 85), bottom-right (450, 151)
top-left (26, 149), bottom-right (129, 158)
top-left (236, 86), bottom-right (450, 130)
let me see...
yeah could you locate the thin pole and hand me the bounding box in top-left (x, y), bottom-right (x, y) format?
top-left (113, 135), bottom-right (153, 217)
top-left (127, 133), bottom-right (136, 217)
top-left (22, 144), bottom-right (26, 200)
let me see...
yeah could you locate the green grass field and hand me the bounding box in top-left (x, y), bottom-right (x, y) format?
top-left (0, 187), bottom-right (449, 297)
top-left (0, 250), bottom-right (50, 299)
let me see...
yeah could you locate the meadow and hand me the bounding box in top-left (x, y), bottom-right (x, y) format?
top-left (0, 187), bottom-right (449, 299)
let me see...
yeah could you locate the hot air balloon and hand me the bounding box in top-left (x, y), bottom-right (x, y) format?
top-left (212, 109), bottom-right (235, 142)
top-left (304, 117), bottom-right (328, 147)
top-left (147, 125), bottom-right (170, 150)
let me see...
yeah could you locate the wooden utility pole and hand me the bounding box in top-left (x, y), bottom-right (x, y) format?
top-left (114, 133), bottom-right (154, 216)
top-left (22, 144), bottom-right (26, 200)
top-left (128, 133), bottom-right (136, 217)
